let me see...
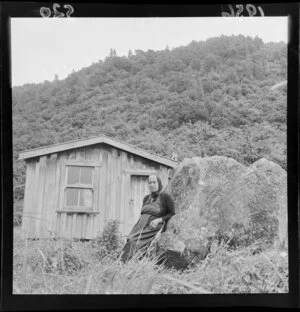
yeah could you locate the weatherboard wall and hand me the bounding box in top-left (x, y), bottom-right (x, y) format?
top-left (21, 143), bottom-right (171, 239)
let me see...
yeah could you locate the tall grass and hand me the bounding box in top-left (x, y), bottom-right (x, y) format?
top-left (13, 224), bottom-right (288, 294)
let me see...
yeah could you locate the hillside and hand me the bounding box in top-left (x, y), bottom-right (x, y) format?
top-left (12, 35), bottom-right (287, 215)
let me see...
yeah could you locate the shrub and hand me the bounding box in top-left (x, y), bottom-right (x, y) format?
top-left (93, 220), bottom-right (122, 260)
top-left (13, 224), bottom-right (288, 294)
top-left (19, 239), bottom-right (87, 276)
top-left (44, 240), bottom-right (86, 275)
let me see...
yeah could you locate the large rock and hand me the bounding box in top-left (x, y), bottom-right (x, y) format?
top-left (159, 156), bottom-right (287, 257)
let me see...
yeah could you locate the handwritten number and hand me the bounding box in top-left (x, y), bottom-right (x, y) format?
top-left (40, 7), bottom-right (51, 18)
top-left (235, 5), bottom-right (244, 17)
top-left (222, 4), bottom-right (265, 17)
top-left (64, 5), bottom-right (74, 17)
top-left (221, 12), bottom-right (232, 17)
top-left (221, 4), bottom-right (234, 17)
top-left (246, 4), bottom-right (257, 16)
top-left (40, 3), bottom-right (74, 17)
top-left (53, 4), bottom-right (65, 17)
top-left (258, 6), bottom-right (265, 16)
top-left (228, 5), bottom-right (235, 17)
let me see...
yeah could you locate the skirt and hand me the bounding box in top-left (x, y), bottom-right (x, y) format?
top-left (120, 213), bottom-right (163, 262)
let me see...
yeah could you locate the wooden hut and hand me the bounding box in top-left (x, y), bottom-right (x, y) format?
top-left (18, 135), bottom-right (177, 239)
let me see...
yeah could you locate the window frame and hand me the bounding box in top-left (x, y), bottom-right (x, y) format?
top-left (58, 161), bottom-right (101, 214)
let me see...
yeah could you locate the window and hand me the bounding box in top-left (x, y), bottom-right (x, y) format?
top-left (64, 166), bottom-right (94, 211)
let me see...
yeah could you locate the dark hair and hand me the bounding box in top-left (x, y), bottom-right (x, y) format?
top-left (149, 174), bottom-right (163, 193)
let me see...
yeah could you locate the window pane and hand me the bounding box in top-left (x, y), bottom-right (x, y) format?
top-left (65, 188), bottom-right (79, 206)
top-left (80, 167), bottom-right (93, 185)
top-left (79, 189), bottom-right (93, 207)
top-left (67, 167), bottom-right (80, 185)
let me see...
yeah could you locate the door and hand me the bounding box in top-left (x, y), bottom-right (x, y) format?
top-left (126, 175), bottom-right (149, 234)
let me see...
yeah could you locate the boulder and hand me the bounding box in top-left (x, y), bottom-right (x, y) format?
top-left (159, 156), bottom-right (287, 257)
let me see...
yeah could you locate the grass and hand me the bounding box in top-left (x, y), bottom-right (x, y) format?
top-left (13, 225), bottom-right (288, 294)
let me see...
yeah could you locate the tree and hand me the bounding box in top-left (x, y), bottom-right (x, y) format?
top-left (195, 76), bottom-right (204, 100)
top-left (202, 55), bottom-right (219, 74)
top-left (12, 35), bottom-right (287, 211)
top-left (109, 48), bottom-right (117, 57)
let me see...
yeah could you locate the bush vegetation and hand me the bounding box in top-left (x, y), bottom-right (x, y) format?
top-left (93, 220), bottom-right (123, 261)
top-left (13, 223), bottom-right (288, 294)
top-left (12, 35), bottom-right (288, 294)
top-left (12, 35), bottom-right (287, 221)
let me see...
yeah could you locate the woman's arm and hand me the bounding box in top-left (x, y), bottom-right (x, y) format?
top-left (160, 193), bottom-right (175, 222)
top-left (149, 193), bottom-right (175, 228)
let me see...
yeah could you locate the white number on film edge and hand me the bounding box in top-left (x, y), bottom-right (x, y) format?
top-left (40, 3), bottom-right (74, 18)
top-left (246, 4), bottom-right (257, 16)
top-left (222, 4), bottom-right (265, 17)
top-left (64, 4), bottom-right (74, 17)
top-left (257, 6), bottom-right (265, 16)
top-left (40, 6), bottom-right (51, 18)
top-left (222, 4), bottom-right (235, 17)
top-left (53, 3), bottom-right (65, 18)
top-left (235, 4), bottom-right (244, 17)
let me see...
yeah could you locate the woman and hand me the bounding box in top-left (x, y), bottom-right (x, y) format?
top-left (120, 174), bottom-right (175, 262)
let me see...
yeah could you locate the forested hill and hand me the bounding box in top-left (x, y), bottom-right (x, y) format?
top-left (12, 35), bottom-right (287, 209)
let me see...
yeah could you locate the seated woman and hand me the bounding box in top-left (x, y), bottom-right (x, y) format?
top-left (120, 174), bottom-right (175, 262)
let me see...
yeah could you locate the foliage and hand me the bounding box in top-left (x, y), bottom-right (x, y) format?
top-left (13, 226), bottom-right (288, 294)
top-left (12, 35), bottom-right (287, 218)
top-left (93, 220), bottom-right (123, 260)
top-left (45, 240), bottom-right (87, 275)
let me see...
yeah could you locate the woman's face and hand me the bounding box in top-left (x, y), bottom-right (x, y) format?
top-left (148, 175), bottom-right (159, 193)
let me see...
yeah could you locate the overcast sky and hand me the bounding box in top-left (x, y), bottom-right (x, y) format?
top-left (11, 17), bottom-right (287, 87)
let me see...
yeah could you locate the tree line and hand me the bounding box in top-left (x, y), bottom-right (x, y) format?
top-left (12, 35), bottom-right (287, 215)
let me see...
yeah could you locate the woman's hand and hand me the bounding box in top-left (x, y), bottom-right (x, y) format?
top-left (149, 218), bottom-right (163, 229)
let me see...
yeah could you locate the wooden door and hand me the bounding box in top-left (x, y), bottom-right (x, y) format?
top-left (126, 175), bottom-right (149, 235)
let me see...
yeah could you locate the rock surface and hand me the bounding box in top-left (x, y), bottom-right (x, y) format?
top-left (159, 156), bottom-right (287, 257)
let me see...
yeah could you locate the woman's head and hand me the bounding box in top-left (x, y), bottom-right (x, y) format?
top-left (148, 175), bottom-right (163, 194)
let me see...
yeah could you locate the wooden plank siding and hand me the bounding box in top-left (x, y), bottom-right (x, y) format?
top-left (43, 154), bottom-right (57, 237)
top-left (66, 213), bottom-right (72, 239)
top-left (57, 153), bottom-right (67, 238)
top-left (119, 151), bottom-right (127, 236)
top-left (98, 147), bottom-right (108, 237)
top-left (22, 160), bottom-right (37, 238)
top-left (31, 157), bottom-right (40, 237)
top-left (82, 214), bottom-right (87, 238)
top-left (104, 147), bottom-right (111, 222)
top-left (75, 214), bottom-right (83, 239)
top-left (159, 165), bottom-right (170, 191)
top-left (51, 153), bottom-right (60, 236)
top-left (124, 169), bottom-right (131, 236)
top-left (110, 148), bottom-right (117, 222)
top-left (71, 213), bottom-right (76, 238)
top-left (115, 150), bottom-right (122, 223)
top-left (21, 142), bottom-right (175, 240)
top-left (68, 149), bottom-right (76, 160)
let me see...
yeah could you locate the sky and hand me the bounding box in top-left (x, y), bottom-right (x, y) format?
top-left (11, 17), bottom-right (288, 87)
